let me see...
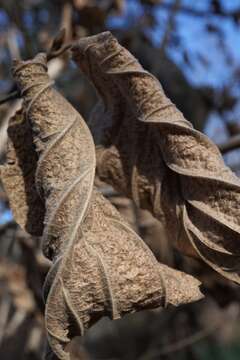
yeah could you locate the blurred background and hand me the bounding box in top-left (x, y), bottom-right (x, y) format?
top-left (0, 0), bottom-right (240, 359)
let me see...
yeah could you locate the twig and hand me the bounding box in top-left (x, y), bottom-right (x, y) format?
top-left (7, 27), bottom-right (21, 60)
top-left (60, 3), bottom-right (73, 42)
top-left (46, 43), bottom-right (72, 62)
top-left (160, 0), bottom-right (181, 52)
top-left (0, 44), bottom-right (71, 105)
top-left (0, 221), bottom-right (16, 235)
top-left (219, 134), bottom-right (240, 154)
top-left (0, 90), bottom-right (20, 105)
top-left (0, 295), bottom-right (11, 346)
top-left (5, 310), bottom-right (27, 338)
top-left (156, 2), bottom-right (240, 18)
top-left (139, 321), bottom-right (220, 359)
top-left (0, 30), bottom-right (72, 106)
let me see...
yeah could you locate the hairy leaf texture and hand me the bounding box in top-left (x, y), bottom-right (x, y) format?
top-left (5, 53), bottom-right (202, 360)
top-left (72, 31), bottom-right (240, 283)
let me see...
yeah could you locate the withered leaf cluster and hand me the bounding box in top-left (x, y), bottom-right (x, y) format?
top-left (0, 31), bottom-right (239, 359)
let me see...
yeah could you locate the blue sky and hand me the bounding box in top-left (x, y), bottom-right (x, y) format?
top-left (107, 0), bottom-right (240, 87)
top-left (107, 0), bottom-right (240, 146)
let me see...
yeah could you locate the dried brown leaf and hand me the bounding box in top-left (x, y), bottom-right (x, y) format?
top-left (9, 53), bottom-right (202, 359)
top-left (72, 31), bottom-right (240, 283)
top-left (0, 107), bottom-right (45, 236)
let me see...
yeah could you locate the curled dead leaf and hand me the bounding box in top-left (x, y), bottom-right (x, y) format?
top-left (72, 31), bottom-right (240, 283)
